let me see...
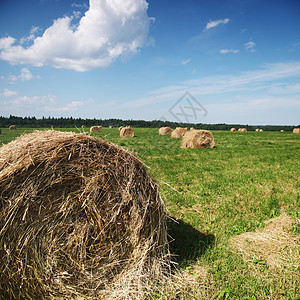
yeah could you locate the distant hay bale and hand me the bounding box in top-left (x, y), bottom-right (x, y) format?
top-left (181, 130), bottom-right (215, 149)
top-left (185, 127), bottom-right (189, 131)
top-left (255, 129), bottom-right (260, 132)
top-left (171, 128), bottom-right (187, 138)
top-left (238, 128), bottom-right (247, 132)
top-left (230, 128), bottom-right (236, 132)
top-left (190, 127), bottom-right (195, 131)
top-left (120, 126), bottom-right (134, 137)
top-left (0, 130), bottom-right (169, 299)
top-left (109, 126), bottom-right (113, 128)
top-left (9, 125), bottom-right (17, 130)
top-left (259, 129), bottom-right (263, 132)
top-left (90, 126), bottom-right (100, 132)
top-left (159, 127), bottom-right (172, 136)
top-left (280, 130), bottom-right (284, 132)
top-left (293, 128), bottom-right (300, 134)
top-left (81, 125), bottom-right (85, 128)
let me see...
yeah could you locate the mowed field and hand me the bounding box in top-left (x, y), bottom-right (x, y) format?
top-left (0, 127), bottom-right (299, 299)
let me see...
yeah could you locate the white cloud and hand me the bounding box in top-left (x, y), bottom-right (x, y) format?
top-left (0, 0), bottom-right (150, 72)
top-left (220, 49), bottom-right (239, 54)
top-left (245, 40), bottom-right (256, 52)
top-left (0, 36), bottom-right (16, 49)
top-left (181, 58), bottom-right (191, 65)
top-left (46, 101), bottom-right (84, 112)
top-left (0, 88), bottom-right (17, 97)
top-left (2, 68), bottom-right (34, 83)
top-left (205, 18), bottom-right (229, 30)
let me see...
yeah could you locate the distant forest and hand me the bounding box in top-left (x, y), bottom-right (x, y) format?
top-left (0, 115), bottom-right (298, 131)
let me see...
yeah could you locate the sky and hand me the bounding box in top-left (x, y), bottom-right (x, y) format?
top-left (0, 0), bottom-right (299, 125)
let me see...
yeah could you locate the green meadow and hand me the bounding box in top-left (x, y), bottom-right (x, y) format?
top-left (0, 127), bottom-right (299, 299)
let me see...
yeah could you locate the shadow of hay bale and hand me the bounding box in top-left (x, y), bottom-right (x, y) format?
top-left (168, 218), bottom-right (215, 267)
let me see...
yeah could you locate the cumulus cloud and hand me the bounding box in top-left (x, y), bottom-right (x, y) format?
top-left (0, 0), bottom-right (150, 71)
top-left (1, 68), bottom-right (34, 83)
top-left (0, 88), bottom-right (17, 97)
top-left (245, 40), bottom-right (256, 52)
top-left (220, 49), bottom-right (239, 54)
top-left (205, 18), bottom-right (229, 30)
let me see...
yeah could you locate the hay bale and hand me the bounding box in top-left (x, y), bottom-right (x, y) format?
top-left (259, 129), bottom-right (263, 132)
top-left (9, 125), bottom-right (17, 130)
top-left (280, 130), bottom-right (284, 132)
top-left (230, 128), bottom-right (236, 132)
top-left (81, 125), bottom-right (85, 128)
top-left (109, 126), bottom-right (113, 129)
top-left (255, 129), bottom-right (259, 132)
top-left (190, 127), bottom-right (195, 131)
top-left (159, 127), bottom-right (172, 136)
top-left (119, 126), bottom-right (124, 131)
top-left (181, 130), bottom-right (215, 149)
top-left (97, 126), bottom-right (103, 130)
top-left (0, 130), bottom-right (169, 299)
top-left (238, 128), bottom-right (247, 132)
top-left (120, 126), bottom-right (134, 137)
top-left (171, 128), bottom-right (187, 138)
top-left (293, 128), bottom-right (300, 134)
top-left (90, 126), bottom-right (100, 132)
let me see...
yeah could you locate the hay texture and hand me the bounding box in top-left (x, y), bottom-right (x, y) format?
top-left (255, 129), bottom-right (260, 132)
top-left (181, 130), bottom-right (215, 149)
top-left (119, 126), bottom-right (124, 131)
top-left (9, 125), bottom-right (17, 130)
top-left (238, 128), bottom-right (247, 132)
top-left (293, 128), bottom-right (300, 134)
top-left (230, 128), bottom-right (236, 132)
top-left (0, 130), bottom-right (169, 299)
top-left (171, 128), bottom-right (187, 138)
top-left (120, 126), bottom-right (134, 138)
top-left (90, 126), bottom-right (100, 132)
top-left (159, 127), bottom-right (172, 136)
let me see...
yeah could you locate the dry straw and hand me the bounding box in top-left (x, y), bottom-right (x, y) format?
top-left (171, 128), bottom-right (187, 138)
top-left (159, 127), bottom-right (172, 136)
top-left (9, 125), bottom-right (17, 130)
top-left (238, 128), bottom-right (247, 132)
top-left (120, 126), bottom-right (134, 137)
top-left (230, 128), bottom-right (236, 132)
top-left (293, 128), bottom-right (300, 134)
top-left (0, 130), bottom-right (170, 299)
top-left (181, 130), bottom-right (215, 149)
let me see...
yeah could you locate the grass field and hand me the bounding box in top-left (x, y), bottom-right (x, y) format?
top-left (0, 127), bottom-right (299, 299)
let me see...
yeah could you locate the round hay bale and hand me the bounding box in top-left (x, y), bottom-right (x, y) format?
top-left (280, 130), bottom-right (284, 132)
top-left (81, 125), bottom-right (85, 128)
top-left (119, 126), bottom-right (124, 131)
top-left (120, 126), bottom-right (134, 137)
top-left (171, 128), bottom-right (187, 138)
top-left (181, 129), bottom-right (215, 149)
top-left (230, 128), bottom-right (236, 132)
top-left (0, 130), bottom-right (169, 299)
top-left (293, 128), bottom-right (300, 134)
top-left (97, 126), bottom-right (103, 130)
top-left (238, 128), bottom-right (247, 132)
top-left (255, 129), bottom-right (260, 132)
top-left (259, 129), bottom-right (263, 132)
top-left (109, 126), bottom-right (113, 129)
top-left (90, 126), bottom-right (100, 132)
top-left (190, 127), bottom-right (195, 131)
top-left (9, 125), bottom-right (17, 130)
top-left (159, 127), bottom-right (172, 136)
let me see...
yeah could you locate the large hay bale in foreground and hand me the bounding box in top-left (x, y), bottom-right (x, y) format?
top-left (230, 128), bottom-right (236, 132)
top-left (171, 128), bottom-right (187, 138)
top-left (9, 125), bottom-right (17, 130)
top-left (181, 130), bottom-right (215, 149)
top-left (120, 126), bottom-right (134, 137)
top-left (90, 125), bottom-right (100, 132)
top-left (293, 128), bottom-right (300, 134)
top-left (0, 130), bottom-right (169, 299)
top-left (159, 127), bottom-right (172, 136)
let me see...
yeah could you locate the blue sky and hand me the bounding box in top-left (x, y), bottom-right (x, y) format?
top-left (0, 0), bottom-right (299, 125)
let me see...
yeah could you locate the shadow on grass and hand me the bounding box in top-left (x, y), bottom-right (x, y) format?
top-left (168, 218), bottom-right (215, 268)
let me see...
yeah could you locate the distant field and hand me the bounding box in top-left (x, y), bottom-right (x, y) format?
top-left (1, 127), bottom-right (299, 299)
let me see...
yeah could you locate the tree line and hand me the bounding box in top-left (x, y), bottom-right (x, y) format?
top-left (0, 115), bottom-right (297, 131)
